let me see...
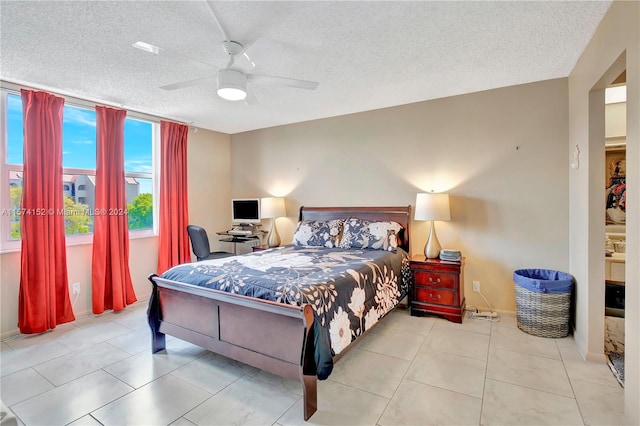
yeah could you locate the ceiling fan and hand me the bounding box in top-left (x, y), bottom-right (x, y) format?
top-left (132, 2), bottom-right (318, 103)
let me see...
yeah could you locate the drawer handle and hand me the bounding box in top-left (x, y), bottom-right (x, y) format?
top-left (429, 293), bottom-right (441, 300)
top-left (428, 277), bottom-right (441, 284)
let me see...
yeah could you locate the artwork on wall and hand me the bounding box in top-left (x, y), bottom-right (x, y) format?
top-left (605, 150), bottom-right (626, 225)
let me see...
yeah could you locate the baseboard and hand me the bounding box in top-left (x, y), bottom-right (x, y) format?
top-left (0, 298), bottom-right (149, 341)
top-left (573, 328), bottom-right (607, 363)
top-left (585, 351), bottom-right (607, 363)
top-left (0, 328), bottom-right (19, 341)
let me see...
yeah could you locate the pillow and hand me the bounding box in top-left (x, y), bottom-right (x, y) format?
top-left (292, 219), bottom-right (344, 248)
top-left (339, 218), bottom-right (403, 251)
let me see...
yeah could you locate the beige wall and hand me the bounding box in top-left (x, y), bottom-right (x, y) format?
top-left (0, 127), bottom-right (231, 338)
top-left (0, 250), bottom-right (20, 336)
top-left (187, 128), bottom-right (232, 254)
top-left (568, 1), bottom-right (639, 423)
top-left (231, 78), bottom-right (570, 315)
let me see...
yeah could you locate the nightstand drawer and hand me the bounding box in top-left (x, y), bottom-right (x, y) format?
top-left (412, 271), bottom-right (455, 289)
top-left (414, 287), bottom-right (455, 306)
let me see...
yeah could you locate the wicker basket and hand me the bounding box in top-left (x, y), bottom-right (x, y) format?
top-left (513, 269), bottom-right (573, 338)
top-left (515, 284), bottom-right (571, 338)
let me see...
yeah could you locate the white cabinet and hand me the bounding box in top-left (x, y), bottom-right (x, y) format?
top-left (605, 255), bottom-right (625, 282)
top-left (605, 102), bottom-right (626, 139)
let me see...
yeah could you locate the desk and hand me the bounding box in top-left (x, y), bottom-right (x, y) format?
top-left (216, 231), bottom-right (265, 254)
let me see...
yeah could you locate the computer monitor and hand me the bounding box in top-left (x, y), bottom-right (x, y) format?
top-left (231, 198), bottom-right (261, 224)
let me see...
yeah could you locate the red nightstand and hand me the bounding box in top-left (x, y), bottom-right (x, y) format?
top-left (409, 255), bottom-right (465, 323)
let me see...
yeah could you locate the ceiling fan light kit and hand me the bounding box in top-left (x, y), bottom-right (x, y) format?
top-left (217, 68), bottom-right (247, 101)
top-left (133, 5), bottom-right (318, 103)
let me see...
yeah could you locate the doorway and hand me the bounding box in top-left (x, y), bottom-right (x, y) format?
top-left (603, 73), bottom-right (626, 386)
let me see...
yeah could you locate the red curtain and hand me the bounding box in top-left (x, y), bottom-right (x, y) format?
top-left (91, 106), bottom-right (137, 314)
top-left (157, 121), bottom-right (191, 274)
top-left (18, 89), bottom-right (75, 333)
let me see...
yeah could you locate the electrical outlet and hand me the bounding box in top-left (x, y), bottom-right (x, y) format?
top-left (472, 280), bottom-right (480, 292)
top-left (72, 282), bottom-right (80, 295)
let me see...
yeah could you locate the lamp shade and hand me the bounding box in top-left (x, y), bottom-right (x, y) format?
top-left (260, 197), bottom-right (286, 219)
top-left (414, 193), bottom-right (450, 221)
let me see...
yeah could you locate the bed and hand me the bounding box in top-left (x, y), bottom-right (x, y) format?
top-left (147, 205), bottom-right (411, 420)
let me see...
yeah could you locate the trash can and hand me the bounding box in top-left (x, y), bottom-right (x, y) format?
top-left (513, 269), bottom-right (573, 338)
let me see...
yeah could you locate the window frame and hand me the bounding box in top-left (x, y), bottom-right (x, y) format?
top-left (0, 86), bottom-right (159, 253)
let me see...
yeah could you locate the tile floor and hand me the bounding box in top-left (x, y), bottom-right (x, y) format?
top-left (1, 301), bottom-right (624, 426)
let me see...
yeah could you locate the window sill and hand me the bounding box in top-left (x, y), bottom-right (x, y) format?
top-left (0, 230), bottom-right (157, 254)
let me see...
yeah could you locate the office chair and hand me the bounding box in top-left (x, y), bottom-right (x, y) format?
top-left (187, 225), bottom-right (234, 261)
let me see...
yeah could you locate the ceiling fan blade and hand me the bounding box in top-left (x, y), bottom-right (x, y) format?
top-left (243, 90), bottom-right (259, 105)
top-left (160, 75), bottom-right (215, 91)
top-left (247, 74), bottom-right (319, 90)
top-left (233, 37), bottom-right (282, 71)
top-left (133, 41), bottom-right (217, 69)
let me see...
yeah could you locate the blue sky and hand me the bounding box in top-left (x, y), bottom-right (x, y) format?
top-left (7, 93), bottom-right (153, 193)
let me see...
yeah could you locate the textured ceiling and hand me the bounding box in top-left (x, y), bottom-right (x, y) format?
top-left (0, 1), bottom-right (611, 134)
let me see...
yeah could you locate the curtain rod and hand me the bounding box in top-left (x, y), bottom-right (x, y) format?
top-left (1, 80), bottom-right (189, 126)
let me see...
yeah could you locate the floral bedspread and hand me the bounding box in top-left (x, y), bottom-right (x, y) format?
top-left (160, 245), bottom-right (410, 379)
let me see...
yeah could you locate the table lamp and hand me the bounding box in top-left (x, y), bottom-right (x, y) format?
top-left (260, 197), bottom-right (286, 247)
top-left (414, 192), bottom-right (450, 258)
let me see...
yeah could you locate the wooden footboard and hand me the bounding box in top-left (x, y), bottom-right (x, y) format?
top-left (147, 274), bottom-right (318, 420)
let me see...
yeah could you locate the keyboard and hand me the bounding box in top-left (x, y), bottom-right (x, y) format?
top-left (228, 229), bottom-right (253, 236)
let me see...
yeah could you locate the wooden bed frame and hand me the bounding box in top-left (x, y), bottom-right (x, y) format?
top-left (147, 206), bottom-right (411, 420)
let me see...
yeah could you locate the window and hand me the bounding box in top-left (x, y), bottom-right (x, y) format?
top-left (124, 118), bottom-right (154, 231)
top-left (1, 90), bottom-right (157, 249)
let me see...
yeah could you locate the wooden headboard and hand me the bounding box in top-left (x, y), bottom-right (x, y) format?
top-left (299, 206), bottom-right (411, 253)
